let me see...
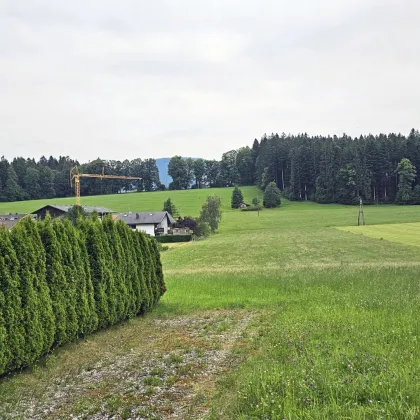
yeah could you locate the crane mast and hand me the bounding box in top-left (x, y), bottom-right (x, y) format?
top-left (70, 167), bottom-right (141, 206)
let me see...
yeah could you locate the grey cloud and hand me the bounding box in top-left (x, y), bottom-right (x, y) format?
top-left (0, 1), bottom-right (419, 162)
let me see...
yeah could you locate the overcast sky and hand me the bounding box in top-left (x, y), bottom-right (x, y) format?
top-left (1, 0), bottom-right (419, 162)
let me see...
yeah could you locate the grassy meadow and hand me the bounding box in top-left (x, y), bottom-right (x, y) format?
top-left (0, 187), bottom-right (419, 418)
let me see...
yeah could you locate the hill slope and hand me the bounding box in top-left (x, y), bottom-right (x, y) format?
top-left (0, 186), bottom-right (260, 216)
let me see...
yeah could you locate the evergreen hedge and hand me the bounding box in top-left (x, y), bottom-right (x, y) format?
top-left (155, 234), bottom-right (192, 243)
top-left (0, 215), bottom-right (164, 376)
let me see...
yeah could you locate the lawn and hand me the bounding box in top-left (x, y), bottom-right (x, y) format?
top-left (337, 222), bottom-right (420, 248)
top-left (0, 190), bottom-right (419, 419)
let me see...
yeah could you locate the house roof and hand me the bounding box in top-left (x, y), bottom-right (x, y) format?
top-left (31, 205), bottom-right (115, 214)
top-left (0, 214), bottom-right (32, 229)
top-left (116, 211), bottom-right (176, 226)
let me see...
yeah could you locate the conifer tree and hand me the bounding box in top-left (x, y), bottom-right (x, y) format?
top-left (95, 219), bottom-right (118, 325)
top-left (116, 221), bottom-right (137, 317)
top-left (396, 158), bottom-right (417, 203)
top-left (263, 182), bottom-right (281, 208)
top-left (231, 186), bottom-right (244, 209)
top-left (83, 219), bottom-right (109, 329)
top-left (52, 220), bottom-right (78, 342)
top-left (39, 215), bottom-right (69, 345)
top-left (0, 228), bottom-right (25, 371)
top-left (150, 239), bottom-right (166, 297)
top-left (63, 219), bottom-right (97, 335)
top-left (77, 220), bottom-right (98, 333)
top-left (11, 220), bottom-right (45, 365)
top-left (145, 238), bottom-right (159, 304)
top-left (134, 231), bottom-right (151, 312)
top-left (102, 216), bottom-right (128, 321)
top-left (162, 198), bottom-right (179, 218)
top-left (0, 282), bottom-right (8, 375)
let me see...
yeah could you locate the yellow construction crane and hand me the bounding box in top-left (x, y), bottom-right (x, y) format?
top-left (70, 166), bottom-right (141, 206)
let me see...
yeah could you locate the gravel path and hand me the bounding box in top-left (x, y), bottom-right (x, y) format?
top-left (2, 310), bottom-right (256, 419)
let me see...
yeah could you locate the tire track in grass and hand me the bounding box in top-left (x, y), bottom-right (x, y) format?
top-left (164, 260), bottom-right (420, 275)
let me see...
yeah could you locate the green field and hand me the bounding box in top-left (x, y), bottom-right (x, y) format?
top-left (337, 222), bottom-right (420, 248)
top-left (0, 187), bottom-right (260, 216)
top-left (1, 189), bottom-right (419, 419)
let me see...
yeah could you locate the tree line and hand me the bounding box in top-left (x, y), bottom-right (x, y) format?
top-left (0, 214), bottom-right (164, 375)
top-left (252, 129), bottom-right (420, 204)
top-left (167, 129), bottom-right (420, 205)
top-left (2, 128), bottom-right (420, 205)
top-left (0, 156), bottom-right (161, 203)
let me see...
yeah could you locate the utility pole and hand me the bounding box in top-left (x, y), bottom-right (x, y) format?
top-left (358, 197), bottom-right (365, 226)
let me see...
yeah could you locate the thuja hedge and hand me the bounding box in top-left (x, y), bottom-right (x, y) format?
top-left (155, 234), bottom-right (192, 243)
top-left (0, 214), bottom-right (165, 375)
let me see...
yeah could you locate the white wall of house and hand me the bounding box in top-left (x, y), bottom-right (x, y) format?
top-left (135, 223), bottom-right (155, 236)
top-left (160, 216), bottom-right (169, 234)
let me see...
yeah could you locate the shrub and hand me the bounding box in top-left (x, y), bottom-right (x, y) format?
top-left (199, 195), bottom-right (222, 233)
top-left (196, 220), bottom-right (211, 238)
top-left (231, 186), bottom-right (244, 209)
top-left (155, 234), bottom-right (192, 243)
top-left (175, 216), bottom-right (197, 234)
top-left (263, 182), bottom-right (281, 208)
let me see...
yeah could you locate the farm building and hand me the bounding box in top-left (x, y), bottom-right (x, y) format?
top-left (31, 205), bottom-right (115, 220)
top-left (0, 214), bottom-right (33, 229)
top-left (115, 211), bottom-right (175, 236)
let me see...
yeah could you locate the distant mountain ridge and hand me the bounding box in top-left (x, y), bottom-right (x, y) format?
top-left (156, 157), bottom-right (201, 187)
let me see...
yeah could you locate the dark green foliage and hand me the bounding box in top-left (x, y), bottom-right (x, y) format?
top-left (51, 221), bottom-right (79, 342)
top-left (39, 215), bottom-right (69, 345)
top-left (162, 198), bottom-right (179, 218)
top-left (102, 216), bottom-right (128, 321)
top-left (11, 220), bottom-right (48, 365)
top-left (253, 131), bottom-right (420, 204)
top-left (0, 228), bottom-right (25, 372)
top-left (132, 232), bottom-right (150, 314)
top-left (24, 218), bottom-right (55, 354)
top-left (63, 219), bottom-right (97, 335)
top-left (0, 216), bottom-right (163, 375)
top-left (252, 197), bottom-right (261, 207)
top-left (83, 220), bottom-right (110, 329)
top-left (396, 158), bottom-right (417, 203)
top-left (168, 156), bottom-right (192, 190)
top-left (174, 216), bottom-right (198, 234)
top-left (135, 232), bottom-right (153, 311)
top-left (263, 182), bottom-right (281, 208)
top-left (155, 234), bottom-right (192, 243)
top-left (199, 195), bottom-right (222, 233)
top-left (150, 240), bottom-right (166, 296)
top-left (231, 186), bottom-right (244, 209)
top-left (0, 289), bottom-right (6, 374)
top-left (65, 205), bottom-right (88, 226)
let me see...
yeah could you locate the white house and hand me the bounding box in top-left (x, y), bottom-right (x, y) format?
top-left (115, 211), bottom-right (175, 236)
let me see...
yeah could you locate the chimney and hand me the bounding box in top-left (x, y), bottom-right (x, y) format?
top-left (136, 213), bottom-right (140, 219)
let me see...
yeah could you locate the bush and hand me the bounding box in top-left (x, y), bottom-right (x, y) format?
top-left (155, 234), bottom-right (192, 243)
top-left (199, 195), bottom-right (222, 233)
top-left (0, 216), bottom-right (164, 376)
top-left (196, 220), bottom-right (211, 238)
top-left (175, 216), bottom-right (197, 234)
top-left (263, 182), bottom-right (281, 208)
